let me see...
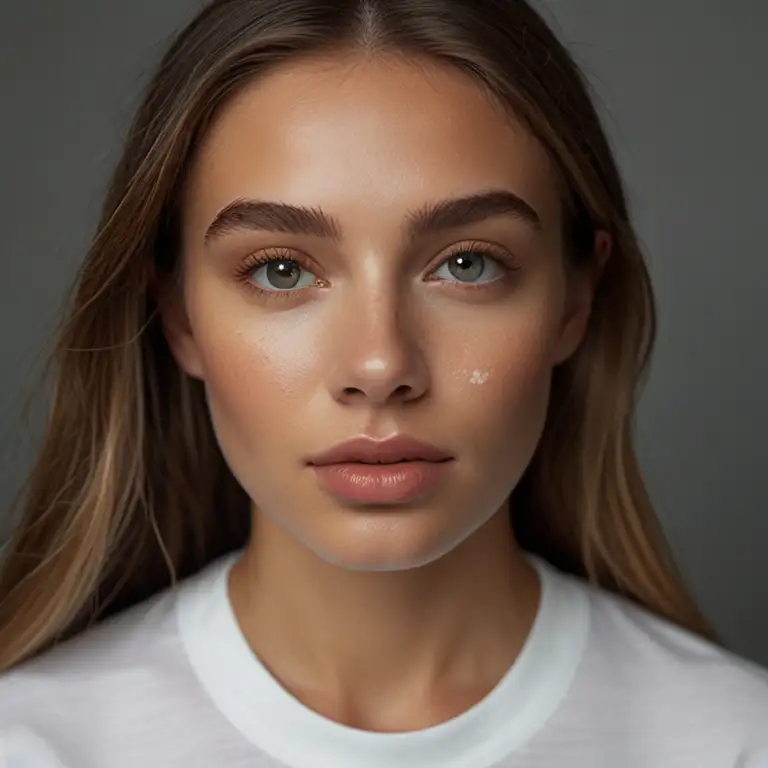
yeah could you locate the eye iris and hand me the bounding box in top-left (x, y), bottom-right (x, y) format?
top-left (447, 252), bottom-right (485, 282)
top-left (266, 259), bottom-right (302, 290)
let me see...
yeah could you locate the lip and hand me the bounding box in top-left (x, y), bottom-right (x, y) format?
top-left (306, 435), bottom-right (453, 467)
top-left (306, 435), bottom-right (454, 506)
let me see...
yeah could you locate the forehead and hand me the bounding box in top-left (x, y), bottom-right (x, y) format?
top-left (183, 54), bottom-right (561, 238)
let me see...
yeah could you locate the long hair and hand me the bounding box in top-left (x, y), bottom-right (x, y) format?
top-left (0, 0), bottom-right (719, 671)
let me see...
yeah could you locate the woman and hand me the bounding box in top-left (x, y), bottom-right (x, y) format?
top-left (0, 0), bottom-right (766, 765)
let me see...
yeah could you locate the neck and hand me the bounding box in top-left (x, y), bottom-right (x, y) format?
top-left (228, 505), bottom-right (541, 730)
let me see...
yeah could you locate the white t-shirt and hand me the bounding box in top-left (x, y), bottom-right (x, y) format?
top-left (1, 551), bottom-right (767, 768)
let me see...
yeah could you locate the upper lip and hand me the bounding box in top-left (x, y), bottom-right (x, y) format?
top-left (306, 435), bottom-right (453, 466)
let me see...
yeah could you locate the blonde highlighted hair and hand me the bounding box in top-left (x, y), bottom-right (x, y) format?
top-left (0, 0), bottom-right (719, 671)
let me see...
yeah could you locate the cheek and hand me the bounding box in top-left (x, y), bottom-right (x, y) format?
top-left (467, 338), bottom-right (552, 414)
top-left (443, 308), bottom-right (560, 452)
top-left (185, 287), bottom-right (323, 424)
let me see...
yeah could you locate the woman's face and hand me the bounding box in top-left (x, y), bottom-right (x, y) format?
top-left (169, 53), bottom-right (596, 571)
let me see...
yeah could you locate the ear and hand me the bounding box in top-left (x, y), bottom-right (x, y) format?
top-left (552, 229), bottom-right (611, 365)
top-left (152, 267), bottom-right (206, 381)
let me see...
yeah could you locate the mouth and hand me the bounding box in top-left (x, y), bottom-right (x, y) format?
top-left (305, 435), bottom-right (454, 504)
top-left (306, 435), bottom-right (454, 467)
top-left (308, 457), bottom-right (454, 506)
top-left (336, 458), bottom-right (451, 465)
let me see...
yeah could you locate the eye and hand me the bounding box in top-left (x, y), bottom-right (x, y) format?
top-left (250, 258), bottom-right (317, 292)
top-left (430, 247), bottom-right (508, 285)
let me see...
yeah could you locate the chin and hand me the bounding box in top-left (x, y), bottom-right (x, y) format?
top-left (299, 508), bottom-right (482, 572)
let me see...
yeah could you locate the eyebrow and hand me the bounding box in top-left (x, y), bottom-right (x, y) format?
top-left (203, 188), bottom-right (542, 245)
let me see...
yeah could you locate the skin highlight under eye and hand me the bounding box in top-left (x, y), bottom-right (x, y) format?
top-left (233, 239), bottom-right (522, 303)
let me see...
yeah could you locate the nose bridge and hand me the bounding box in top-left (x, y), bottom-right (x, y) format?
top-left (330, 281), bottom-right (429, 404)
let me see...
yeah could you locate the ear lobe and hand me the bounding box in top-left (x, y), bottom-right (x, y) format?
top-left (552, 228), bottom-right (612, 365)
top-left (155, 276), bottom-right (206, 381)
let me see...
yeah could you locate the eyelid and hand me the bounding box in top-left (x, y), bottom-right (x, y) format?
top-left (235, 246), bottom-right (322, 280)
top-left (426, 238), bottom-right (520, 275)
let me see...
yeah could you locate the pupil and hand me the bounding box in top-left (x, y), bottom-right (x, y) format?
top-left (267, 259), bottom-right (301, 289)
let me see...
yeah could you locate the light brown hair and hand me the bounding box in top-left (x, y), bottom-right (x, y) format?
top-left (0, 0), bottom-right (719, 671)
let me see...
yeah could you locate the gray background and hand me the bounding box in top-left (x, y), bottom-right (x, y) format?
top-left (1, 1), bottom-right (766, 665)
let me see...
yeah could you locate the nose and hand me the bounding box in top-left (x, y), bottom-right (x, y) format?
top-left (327, 295), bottom-right (430, 407)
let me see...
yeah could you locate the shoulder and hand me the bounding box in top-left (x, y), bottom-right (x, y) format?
top-left (0, 582), bottom-right (184, 765)
top-left (0, 554), bottom-right (239, 767)
top-left (0, 581), bottom-right (181, 697)
top-left (580, 578), bottom-right (768, 749)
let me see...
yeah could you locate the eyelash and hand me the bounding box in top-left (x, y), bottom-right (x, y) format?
top-left (233, 241), bottom-right (520, 302)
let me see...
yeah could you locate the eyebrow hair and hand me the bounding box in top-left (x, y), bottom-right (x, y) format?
top-left (204, 188), bottom-right (542, 245)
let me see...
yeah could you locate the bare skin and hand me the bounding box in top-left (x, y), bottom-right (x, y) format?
top-left (165, 52), bottom-right (608, 732)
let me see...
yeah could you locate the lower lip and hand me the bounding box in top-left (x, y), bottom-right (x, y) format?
top-left (310, 460), bottom-right (452, 505)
